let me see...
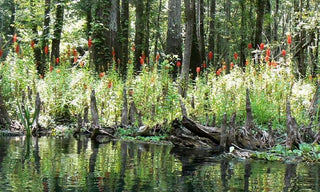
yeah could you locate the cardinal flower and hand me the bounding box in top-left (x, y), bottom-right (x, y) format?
top-left (108, 81), bottom-right (112, 89)
top-left (44, 46), bottom-right (49, 55)
top-left (111, 47), bottom-right (116, 57)
top-left (282, 49), bottom-right (286, 57)
top-left (234, 52), bottom-right (238, 60)
top-left (260, 43), bottom-right (265, 50)
top-left (208, 51), bottom-right (213, 60)
top-left (13, 34), bottom-right (17, 43)
top-left (156, 53), bottom-right (160, 61)
top-left (196, 67), bottom-right (201, 73)
top-left (88, 38), bottom-right (92, 49)
top-left (15, 44), bottom-right (20, 54)
top-left (0, 49), bottom-right (3, 57)
top-left (287, 35), bottom-right (292, 45)
top-left (202, 61), bottom-right (207, 68)
top-left (230, 62), bottom-right (234, 68)
top-left (216, 68), bottom-right (222, 76)
top-left (31, 40), bottom-right (35, 49)
top-left (99, 72), bottom-right (105, 78)
top-left (176, 61), bottom-right (181, 67)
top-left (140, 57), bottom-right (144, 65)
top-left (266, 48), bottom-right (271, 57)
top-left (50, 65), bottom-right (53, 72)
top-left (248, 43), bottom-right (252, 49)
top-left (55, 57), bottom-right (60, 64)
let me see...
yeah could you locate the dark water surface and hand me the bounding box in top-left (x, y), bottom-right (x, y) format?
top-left (0, 136), bottom-right (319, 192)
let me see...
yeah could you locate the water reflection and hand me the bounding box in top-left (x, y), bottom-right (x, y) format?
top-left (0, 136), bottom-right (318, 191)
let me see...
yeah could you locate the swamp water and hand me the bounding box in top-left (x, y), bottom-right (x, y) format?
top-left (0, 136), bottom-right (319, 192)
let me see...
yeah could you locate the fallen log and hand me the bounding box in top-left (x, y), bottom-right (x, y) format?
top-left (182, 116), bottom-right (220, 145)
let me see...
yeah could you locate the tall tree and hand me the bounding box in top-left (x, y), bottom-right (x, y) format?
top-left (254, 0), bottom-right (265, 47)
top-left (197, 0), bottom-right (205, 63)
top-left (208, 0), bottom-right (216, 67)
top-left (134, 0), bottom-right (145, 71)
top-left (51, 0), bottom-right (64, 66)
top-left (166, 0), bottom-right (182, 57)
top-left (166, 0), bottom-right (182, 77)
top-left (120, 0), bottom-right (129, 77)
top-left (180, 0), bottom-right (195, 97)
top-left (40, 0), bottom-right (51, 76)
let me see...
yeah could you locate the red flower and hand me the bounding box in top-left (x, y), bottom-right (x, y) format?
top-left (202, 61), bottom-right (207, 68)
top-left (234, 52), bottom-right (238, 60)
top-left (74, 57), bottom-right (78, 63)
top-left (245, 60), bottom-right (249, 66)
top-left (15, 44), bottom-right (20, 54)
top-left (50, 65), bottom-right (53, 72)
top-left (44, 46), bottom-right (49, 55)
top-left (287, 35), bottom-right (292, 45)
top-left (216, 68), bottom-right (222, 76)
top-left (108, 81), bottom-right (112, 88)
top-left (248, 43), bottom-right (252, 49)
top-left (260, 43), bottom-right (265, 50)
top-left (99, 72), bottom-right (105, 78)
top-left (156, 53), bottom-right (160, 61)
top-left (208, 51), bottom-right (213, 60)
top-left (140, 57), bottom-right (144, 65)
top-left (196, 67), bottom-right (201, 73)
top-left (265, 56), bottom-right (269, 62)
top-left (88, 38), bottom-right (92, 49)
top-left (0, 49), bottom-right (3, 57)
top-left (176, 61), bottom-right (181, 67)
top-left (230, 62), bottom-right (234, 68)
top-left (31, 40), bottom-right (35, 49)
top-left (73, 49), bottom-right (77, 57)
top-left (111, 47), bottom-right (116, 57)
top-left (141, 52), bottom-right (146, 60)
top-left (131, 44), bottom-right (136, 52)
top-left (222, 65), bottom-right (227, 70)
top-left (55, 57), bottom-right (60, 64)
top-left (266, 48), bottom-right (271, 57)
top-left (13, 34), bottom-right (17, 43)
top-left (282, 49), bottom-right (286, 57)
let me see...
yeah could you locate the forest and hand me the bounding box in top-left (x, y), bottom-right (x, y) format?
top-left (0, 0), bottom-right (320, 159)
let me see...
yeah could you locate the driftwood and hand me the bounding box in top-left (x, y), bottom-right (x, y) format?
top-left (181, 116), bottom-right (220, 144)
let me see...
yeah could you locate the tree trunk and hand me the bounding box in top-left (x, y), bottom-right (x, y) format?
top-left (109, 0), bottom-right (122, 70)
top-left (92, 1), bottom-right (111, 73)
top-left (254, 0), bottom-right (265, 47)
top-left (167, 0), bottom-right (181, 57)
top-left (197, 0), bottom-right (205, 63)
top-left (239, 0), bottom-right (246, 68)
top-left (166, 0), bottom-right (182, 76)
top-left (180, 0), bottom-right (194, 97)
top-left (208, 0), bottom-right (215, 67)
top-left (51, 0), bottom-right (64, 66)
top-left (120, 0), bottom-right (129, 77)
top-left (190, 0), bottom-right (201, 78)
top-left (41, 0), bottom-right (51, 76)
top-left (134, 0), bottom-right (145, 72)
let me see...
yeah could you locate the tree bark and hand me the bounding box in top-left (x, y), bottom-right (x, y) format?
top-left (120, 0), bottom-right (129, 77)
top-left (51, 0), bottom-right (64, 66)
top-left (134, 0), bottom-right (145, 72)
top-left (41, 0), bottom-right (51, 76)
top-left (208, 0), bottom-right (215, 67)
top-left (180, 0), bottom-right (194, 97)
top-left (254, 0), bottom-right (265, 47)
